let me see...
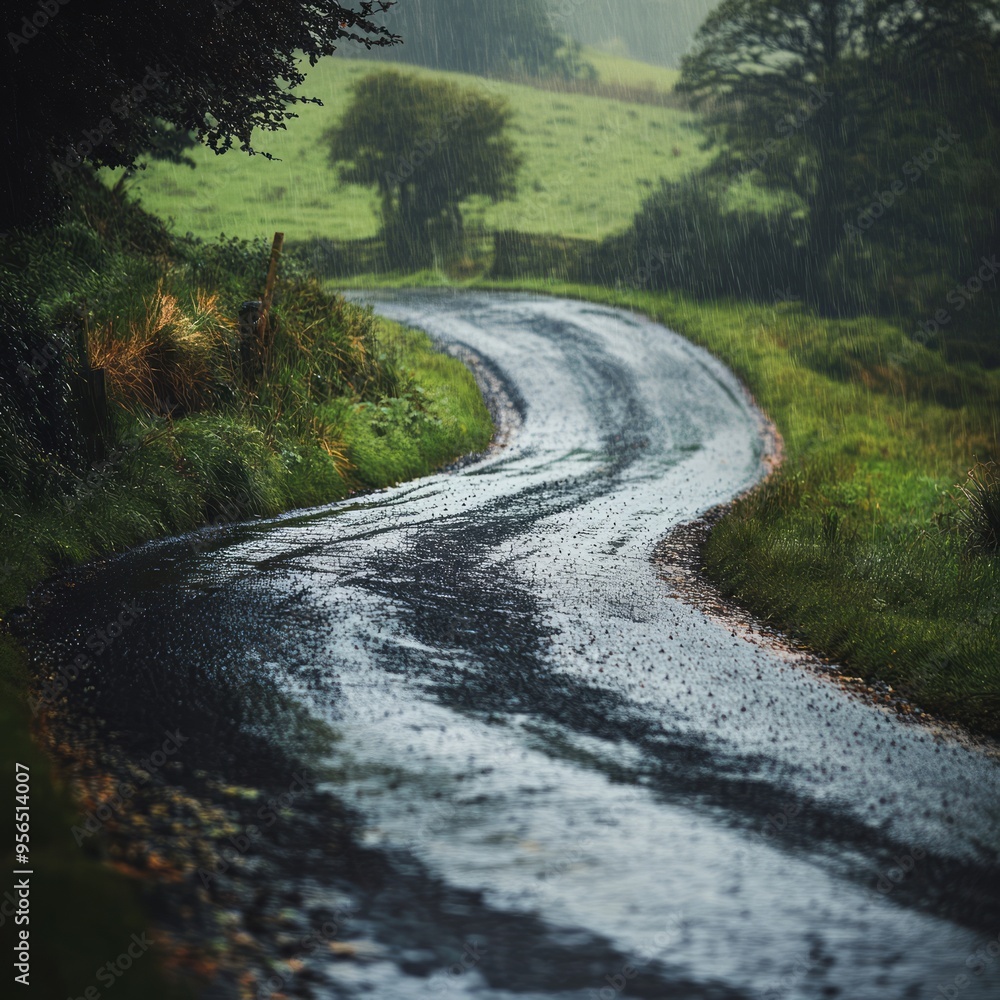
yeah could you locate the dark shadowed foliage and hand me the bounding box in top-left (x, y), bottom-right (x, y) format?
top-left (0, 296), bottom-right (85, 489)
top-left (584, 174), bottom-right (808, 302)
top-left (1, 0), bottom-right (398, 229)
top-left (669, 0), bottom-right (1000, 358)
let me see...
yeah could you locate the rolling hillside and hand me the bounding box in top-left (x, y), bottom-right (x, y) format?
top-left (112, 53), bottom-right (707, 243)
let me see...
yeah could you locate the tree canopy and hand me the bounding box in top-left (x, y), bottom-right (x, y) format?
top-left (325, 71), bottom-right (523, 264)
top-left (1, 0), bottom-right (398, 228)
top-left (677, 0), bottom-right (1000, 317)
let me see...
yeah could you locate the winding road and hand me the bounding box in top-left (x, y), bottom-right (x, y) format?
top-left (26, 293), bottom-right (1000, 999)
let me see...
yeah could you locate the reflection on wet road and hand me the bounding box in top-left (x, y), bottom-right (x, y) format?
top-left (25, 293), bottom-right (1000, 999)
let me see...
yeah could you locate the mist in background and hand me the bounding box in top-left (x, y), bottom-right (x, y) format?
top-left (366, 0), bottom-right (721, 73)
top-left (554, 0), bottom-right (721, 67)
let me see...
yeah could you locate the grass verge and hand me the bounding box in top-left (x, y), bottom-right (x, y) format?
top-left (334, 272), bottom-right (1000, 737)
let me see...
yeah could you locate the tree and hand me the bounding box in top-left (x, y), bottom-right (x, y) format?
top-left (366, 0), bottom-right (593, 79)
top-left (678, 1), bottom-right (1000, 315)
top-left (1, 0), bottom-right (398, 229)
top-left (325, 71), bottom-right (523, 265)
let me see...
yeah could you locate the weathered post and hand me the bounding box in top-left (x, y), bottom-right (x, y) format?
top-left (238, 299), bottom-right (262, 387)
top-left (74, 319), bottom-right (109, 462)
top-left (256, 232), bottom-right (284, 375)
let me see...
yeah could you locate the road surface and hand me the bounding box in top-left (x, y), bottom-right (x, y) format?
top-left (25, 292), bottom-right (1000, 999)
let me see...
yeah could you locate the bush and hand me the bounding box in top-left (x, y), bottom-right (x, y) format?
top-left (0, 172), bottom-right (411, 508)
top-left (587, 173), bottom-right (809, 302)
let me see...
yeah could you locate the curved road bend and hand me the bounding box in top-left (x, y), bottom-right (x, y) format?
top-left (24, 292), bottom-right (1000, 999)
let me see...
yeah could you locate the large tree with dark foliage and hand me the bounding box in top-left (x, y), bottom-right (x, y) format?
top-left (678, 0), bottom-right (1000, 322)
top-left (1, 0), bottom-right (398, 229)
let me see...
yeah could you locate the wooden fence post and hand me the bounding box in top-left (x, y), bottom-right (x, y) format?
top-left (74, 319), bottom-right (109, 463)
top-left (256, 232), bottom-right (284, 375)
top-left (238, 300), bottom-right (262, 388)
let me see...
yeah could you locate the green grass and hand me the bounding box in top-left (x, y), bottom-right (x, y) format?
top-left (344, 319), bottom-right (493, 485)
top-left (580, 46), bottom-right (681, 92)
top-left (330, 271), bottom-right (1000, 737)
top-left (110, 55), bottom-right (707, 244)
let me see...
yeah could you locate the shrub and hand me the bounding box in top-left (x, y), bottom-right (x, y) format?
top-left (588, 173), bottom-right (808, 302)
top-left (87, 284), bottom-right (239, 417)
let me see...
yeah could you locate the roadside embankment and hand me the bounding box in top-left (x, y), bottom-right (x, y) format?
top-left (0, 181), bottom-right (492, 997)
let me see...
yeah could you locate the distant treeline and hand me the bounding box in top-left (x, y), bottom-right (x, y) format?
top-left (365, 0), bottom-right (712, 72)
top-left (361, 0), bottom-right (595, 79)
top-left (605, 1), bottom-right (1000, 367)
top-left (553, 0), bottom-right (717, 67)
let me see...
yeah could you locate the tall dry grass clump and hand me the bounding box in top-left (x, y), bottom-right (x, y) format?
top-left (87, 283), bottom-right (237, 416)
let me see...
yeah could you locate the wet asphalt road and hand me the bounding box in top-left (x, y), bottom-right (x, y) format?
top-left (24, 293), bottom-right (1000, 999)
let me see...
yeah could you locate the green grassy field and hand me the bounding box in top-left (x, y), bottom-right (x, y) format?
top-left (581, 48), bottom-right (681, 92)
top-left (112, 54), bottom-right (707, 243)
